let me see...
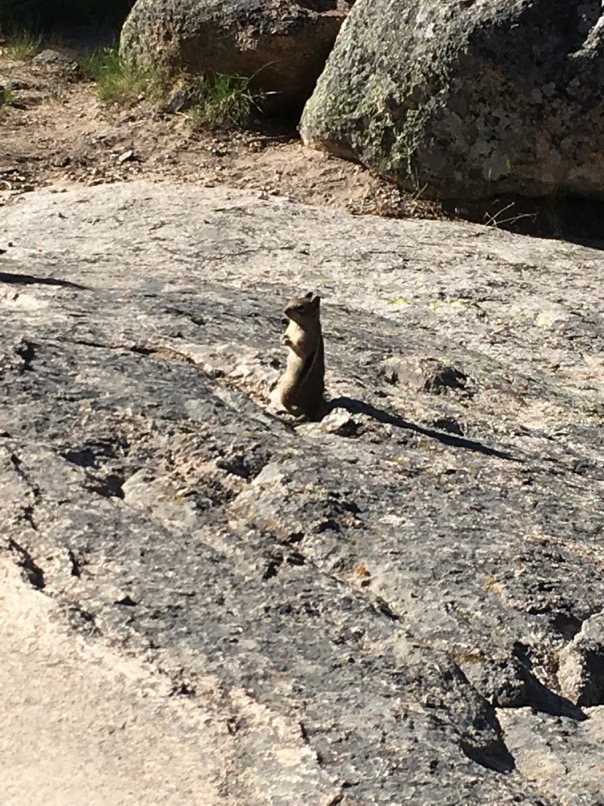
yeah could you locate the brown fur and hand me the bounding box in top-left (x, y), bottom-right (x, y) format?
top-left (273, 292), bottom-right (324, 418)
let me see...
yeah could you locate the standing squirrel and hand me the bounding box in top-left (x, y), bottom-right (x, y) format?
top-left (272, 291), bottom-right (325, 419)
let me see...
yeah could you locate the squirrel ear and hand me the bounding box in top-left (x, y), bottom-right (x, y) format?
top-left (311, 294), bottom-right (320, 308)
top-left (304, 291), bottom-right (313, 300)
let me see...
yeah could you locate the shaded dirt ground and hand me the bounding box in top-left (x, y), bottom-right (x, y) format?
top-left (0, 43), bottom-right (432, 218)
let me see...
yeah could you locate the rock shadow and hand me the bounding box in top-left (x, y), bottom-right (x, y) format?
top-left (442, 195), bottom-right (604, 243)
top-left (460, 740), bottom-right (516, 774)
top-left (525, 678), bottom-right (587, 721)
top-left (513, 643), bottom-right (588, 721)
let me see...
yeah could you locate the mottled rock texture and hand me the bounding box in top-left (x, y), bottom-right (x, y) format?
top-left (301, 0), bottom-right (604, 201)
top-left (1, 182), bottom-right (604, 803)
top-left (120, 0), bottom-right (353, 111)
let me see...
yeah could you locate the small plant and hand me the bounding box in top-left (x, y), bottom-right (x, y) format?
top-left (80, 47), bottom-right (166, 105)
top-left (187, 74), bottom-right (265, 129)
top-left (5, 29), bottom-right (42, 59)
top-left (483, 201), bottom-right (537, 229)
top-left (1, 85), bottom-right (18, 105)
top-left (80, 46), bottom-right (114, 83)
top-left (80, 48), bottom-right (263, 127)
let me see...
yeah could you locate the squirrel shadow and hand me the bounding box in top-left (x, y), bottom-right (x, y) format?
top-left (0, 271), bottom-right (86, 290)
top-left (325, 396), bottom-right (517, 461)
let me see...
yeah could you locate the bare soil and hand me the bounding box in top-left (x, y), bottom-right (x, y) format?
top-left (3, 41), bottom-right (603, 240)
top-left (0, 44), bottom-right (434, 218)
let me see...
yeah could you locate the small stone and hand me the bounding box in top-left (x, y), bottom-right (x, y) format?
top-left (378, 356), bottom-right (472, 395)
top-left (319, 408), bottom-right (359, 437)
top-left (32, 49), bottom-right (79, 77)
top-left (117, 150), bottom-right (137, 163)
top-left (163, 86), bottom-right (191, 114)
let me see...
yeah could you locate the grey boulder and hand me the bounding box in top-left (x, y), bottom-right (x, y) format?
top-left (301, 0), bottom-right (604, 201)
top-left (120, 0), bottom-right (353, 111)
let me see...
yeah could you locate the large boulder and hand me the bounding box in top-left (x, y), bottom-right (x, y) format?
top-left (3, 181), bottom-right (604, 802)
top-left (300, 0), bottom-right (604, 201)
top-left (120, 0), bottom-right (353, 111)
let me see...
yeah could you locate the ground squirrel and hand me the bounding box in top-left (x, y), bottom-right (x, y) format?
top-left (272, 291), bottom-right (324, 418)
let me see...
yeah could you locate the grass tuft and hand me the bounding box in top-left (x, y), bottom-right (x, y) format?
top-left (4, 29), bottom-right (42, 59)
top-left (1, 85), bottom-right (18, 105)
top-left (187, 74), bottom-right (265, 129)
top-left (80, 47), bottom-right (166, 105)
top-left (79, 47), bottom-right (264, 129)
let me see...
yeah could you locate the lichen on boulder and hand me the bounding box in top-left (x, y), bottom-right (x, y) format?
top-left (301, 0), bottom-right (604, 200)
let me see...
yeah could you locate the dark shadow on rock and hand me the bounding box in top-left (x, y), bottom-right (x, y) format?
top-left (326, 396), bottom-right (517, 461)
top-left (525, 677), bottom-right (587, 721)
top-left (0, 271), bottom-right (86, 290)
top-left (460, 740), bottom-right (516, 774)
top-left (513, 642), bottom-right (588, 721)
top-left (559, 235), bottom-right (604, 251)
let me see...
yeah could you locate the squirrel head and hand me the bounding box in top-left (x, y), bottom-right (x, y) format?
top-left (284, 292), bottom-right (321, 324)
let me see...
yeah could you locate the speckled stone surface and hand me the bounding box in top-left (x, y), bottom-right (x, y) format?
top-left (1, 182), bottom-right (604, 803)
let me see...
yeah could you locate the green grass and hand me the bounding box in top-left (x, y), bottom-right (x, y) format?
top-left (80, 48), bottom-right (264, 128)
top-left (2, 85), bottom-right (18, 104)
top-left (0, 84), bottom-right (19, 107)
top-left (4, 29), bottom-right (42, 59)
top-left (80, 47), bottom-right (166, 105)
top-left (187, 74), bottom-right (265, 129)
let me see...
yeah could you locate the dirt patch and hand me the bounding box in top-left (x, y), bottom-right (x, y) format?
top-left (0, 44), bottom-right (438, 218)
top-left (3, 39), bottom-right (604, 239)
